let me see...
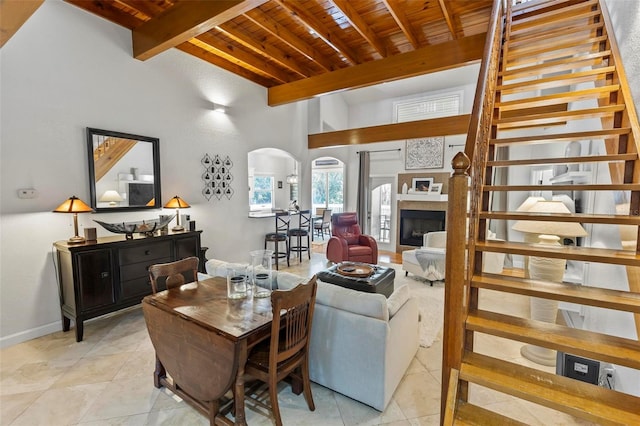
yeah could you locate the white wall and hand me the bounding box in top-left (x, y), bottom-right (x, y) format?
top-left (0, 0), bottom-right (308, 346)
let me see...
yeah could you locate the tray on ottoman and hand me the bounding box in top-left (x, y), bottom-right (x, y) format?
top-left (317, 263), bottom-right (395, 298)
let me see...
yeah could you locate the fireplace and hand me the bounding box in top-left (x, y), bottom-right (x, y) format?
top-left (399, 209), bottom-right (446, 247)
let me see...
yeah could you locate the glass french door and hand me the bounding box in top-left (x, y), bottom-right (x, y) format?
top-left (312, 166), bottom-right (344, 215)
top-left (370, 177), bottom-right (393, 250)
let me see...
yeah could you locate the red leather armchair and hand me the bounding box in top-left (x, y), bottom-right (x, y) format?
top-left (326, 212), bottom-right (378, 264)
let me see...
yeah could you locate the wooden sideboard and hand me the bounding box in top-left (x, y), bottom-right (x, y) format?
top-left (54, 231), bottom-right (201, 342)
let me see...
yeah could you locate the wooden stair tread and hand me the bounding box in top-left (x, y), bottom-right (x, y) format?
top-left (505, 35), bottom-right (607, 64)
top-left (500, 50), bottom-right (611, 79)
top-left (496, 104), bottom-right (625, 129)
top-left (498, 67), bottom-right (616, 94)
top-left (507, 22), bottom-right (604, 48)
top-left (479, 211), bottom-right (640, 226)
top-left (459, 352), bottom-right (640, 425)
top-left (505, 43), bottom-right (605, 71)
top-left (497, 85), bottom-right (619, 111)
top-left (490, 128), bottom-right (629, 146)
top-left (467, 309), bottom-right (640, 370)
top-left (510, 5), bottom-right (599, 34)
top-left (511, 0), bottom-right (591, 17)
top-left (487, 153), bottom-right (637, 167)
top-left (454, 401), bottom-right (528, 426)
top-left (471, 273), bottom-right (640, 313)
top-left (475, 240), bottom-right (640, 267)
top-left (484, 183), bottom-right (640, 192)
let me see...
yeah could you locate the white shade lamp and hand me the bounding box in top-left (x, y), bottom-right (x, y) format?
top-left (164, 196), bottom-right (190, 231)
top-left (99, 190), bottom-right (123, 206)
top-left (512, 200), bottom-right (587, 365)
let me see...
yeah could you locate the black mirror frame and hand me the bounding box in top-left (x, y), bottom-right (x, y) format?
top-left (87, 127), bottom-right (162, 213)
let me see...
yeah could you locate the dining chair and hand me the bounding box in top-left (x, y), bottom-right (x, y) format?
top-left (148, 256), bottom-right (199, 293)
top-left (313, 208), bottom-right (332, 239)
top-left (264, 211), bottom-right (290, 270)
top-left (288, 210), bottom-right (311, 262)
top-left (245, 276), bottom-right (318, 426)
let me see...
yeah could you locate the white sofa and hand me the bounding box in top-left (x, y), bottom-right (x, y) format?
top-left (205, 259), bottom-right (420, 411)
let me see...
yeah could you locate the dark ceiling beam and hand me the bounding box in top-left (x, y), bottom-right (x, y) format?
top-left (274, 0), bottom-right (359, 65)
top-left (381, 0), bottom-right (419, 49)
top-left (331, 0), bottom-right (387, 57)
top-left (244, 8), bottom-right (336, 72)
top-left (269, 32), bottom-right (486, 106)
top-left (177, 42), bottom-right (276, 87)
top-left (308, 115), bottom-right (471, 149)
top-left (217, 22), bottom-right (313, 78)
top-left (65, 0), bottom-right (142, 29)
top-left (438, 0), bottom-right (459, 39)
top-left (133, 0), bottom-right (267, 61)
top-left (196, 31), bottom-right (293, 84)
top-left (1, 0), bottom-right (44, 47)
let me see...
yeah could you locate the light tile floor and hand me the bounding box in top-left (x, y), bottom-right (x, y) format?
top-left (1, 251), bottom-right (593, 425)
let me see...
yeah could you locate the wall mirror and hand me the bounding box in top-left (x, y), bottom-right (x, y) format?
top-left (87, 127), bottom-right (161, 212)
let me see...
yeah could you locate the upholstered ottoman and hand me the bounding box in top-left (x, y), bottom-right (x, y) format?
top-left (317, 264), bottom-right (395, 297)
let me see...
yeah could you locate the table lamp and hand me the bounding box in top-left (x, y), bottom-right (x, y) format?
top-left (53, 196), bottom-right (94, 244)
top-left (164, 196), bottom-right (190, 231)
top-left (99, 190), bottom-right (123, 206)
top-left (512, 200), bottom-right (587, 365)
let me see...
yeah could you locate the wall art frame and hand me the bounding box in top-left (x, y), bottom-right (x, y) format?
top-left (405, 136), bottom-right (444, 170)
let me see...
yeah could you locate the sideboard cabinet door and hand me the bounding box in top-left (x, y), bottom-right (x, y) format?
top-left (76, 249), bottom-right (115, 311)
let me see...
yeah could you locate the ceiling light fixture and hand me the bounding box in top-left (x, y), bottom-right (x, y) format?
top-left (212, 102), bottom-right (228, 114)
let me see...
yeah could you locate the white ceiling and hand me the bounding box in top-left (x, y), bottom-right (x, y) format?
top-left (339, 63), bottom-right (480, 105)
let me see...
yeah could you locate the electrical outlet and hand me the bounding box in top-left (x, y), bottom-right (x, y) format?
top-left (17, 188), bottom-right (37, 199)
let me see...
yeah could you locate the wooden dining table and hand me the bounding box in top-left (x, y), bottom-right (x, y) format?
top-left (142, 276), bottom-right (274, 425)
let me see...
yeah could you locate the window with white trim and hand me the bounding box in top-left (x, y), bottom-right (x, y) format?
top-left (249, 175), bottom-right (274, 211)
top-left (393, 91), bottom-right (462, 123)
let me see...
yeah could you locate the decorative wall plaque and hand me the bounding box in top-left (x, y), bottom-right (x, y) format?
top-left (202, 154), bottom-right (234, 201)
top-left (405, 137), bottom-right (444, 170)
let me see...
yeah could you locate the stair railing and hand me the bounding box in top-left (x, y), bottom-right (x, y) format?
top-left (441, 0), bottom-right (506, 421)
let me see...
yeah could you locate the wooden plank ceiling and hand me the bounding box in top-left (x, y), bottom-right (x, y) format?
top-left (9, 0), bottom-right (493, 105)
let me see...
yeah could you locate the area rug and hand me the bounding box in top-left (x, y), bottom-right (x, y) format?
top-left (384, 263), bottom-right (445, 348)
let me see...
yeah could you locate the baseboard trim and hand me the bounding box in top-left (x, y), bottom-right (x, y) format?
top-left (0, 321), bottom-right (62, 349)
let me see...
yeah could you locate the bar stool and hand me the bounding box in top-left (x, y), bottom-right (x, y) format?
top-left (288, 210), bottom-right (311, 262)
top-left (264, 212), bottom-right (290, 270)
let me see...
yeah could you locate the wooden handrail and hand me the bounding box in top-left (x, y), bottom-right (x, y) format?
top-left (441, 1), bottom-right (504, 422)
top-left (598, 0), bottom-right (640, 340)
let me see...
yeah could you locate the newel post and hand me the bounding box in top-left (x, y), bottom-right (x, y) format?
top-left (441, 152), bottom-right (470, 420)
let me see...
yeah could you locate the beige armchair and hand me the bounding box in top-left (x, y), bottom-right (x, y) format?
top-left (402, 231), bottom-right (446, 285)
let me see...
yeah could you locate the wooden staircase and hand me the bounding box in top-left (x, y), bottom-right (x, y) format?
top-left (442, 0), bottom-right (640, 424)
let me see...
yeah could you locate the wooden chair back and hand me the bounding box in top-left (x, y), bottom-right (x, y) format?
top-left (148, 256), bottom-right (199, 293)
top-left (270, 276), bottom-right (317, 366)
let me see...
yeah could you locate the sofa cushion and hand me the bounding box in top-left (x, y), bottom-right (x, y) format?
top-left (387, 284), bottom-right (410, 318)
top-left (316, 281), bottom-right (388, 321)
top-left (205, 259), bottom-right (249, 277)
top-left (276, 271), bottom-right (307, 290)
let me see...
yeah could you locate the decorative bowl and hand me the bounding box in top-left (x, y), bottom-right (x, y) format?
top-left (94, 215), bottom-right (176, 239)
